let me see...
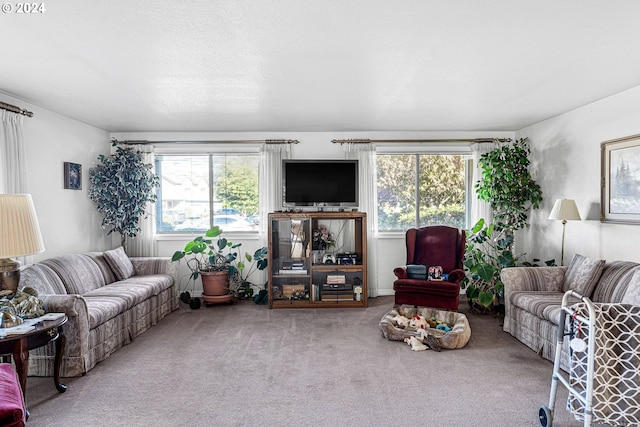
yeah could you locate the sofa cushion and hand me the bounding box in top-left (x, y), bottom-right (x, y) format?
top-left (42, 254), bottom-right (106, 295)
top-left (85, 252), bottom-right (118, 285)
top-left (83, 296), bottom-right (130, 330)
top-left (83, 282), bottom-right (155, 310)
top-left (562, 254), bottom-right (605, 296)
top-left (103, 247), bottom-right (135, 281)
top-left (592, 262), bottom-right (640, 303)
top-left (123, 274), bottom-right (175, 295)
top-left (621, 269), bottom-right (640, 305)
top-left (20, 263), bottom-right (67, 295)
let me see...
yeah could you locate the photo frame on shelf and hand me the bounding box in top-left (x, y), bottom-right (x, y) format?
top-left (64, 162), bottom-right (82, 190)
top-left (601, 134), bottom-right (640, 224)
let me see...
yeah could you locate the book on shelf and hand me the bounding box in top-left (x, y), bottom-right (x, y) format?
top-left (321, 296), bottom-right (355, 302)
top-left (326, 275), bottom-right (346, 285)
top-left (322, 283), bottom-right (353, 291)
top-left (278, 269), bottom-right (308, 275)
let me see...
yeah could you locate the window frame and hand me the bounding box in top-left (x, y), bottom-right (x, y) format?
top-left (375, 143), bottom-right (473, 235)
top-left (153, 144), bottom-right (262, 238)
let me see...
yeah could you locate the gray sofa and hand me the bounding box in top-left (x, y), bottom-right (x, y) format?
top-left (501, 254), bottom-right (640, 371)
top-left (20, 247), bottom-right (178, 377)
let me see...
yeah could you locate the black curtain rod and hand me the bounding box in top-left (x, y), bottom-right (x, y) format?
top-left (0, 101), bottom-right (34, 117)
top-left (332, 138), bottom-right (512, 144)
top-left (121, 139), bottom-right (299, 145)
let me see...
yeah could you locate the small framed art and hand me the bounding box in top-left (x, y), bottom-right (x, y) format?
top-left (601, 134), bottom-right (640, 224)
top-left (64, 162), bottom-right (82, 190)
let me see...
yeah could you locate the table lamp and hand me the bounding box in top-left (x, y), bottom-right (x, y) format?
top-left (548, 198), bottom-right (581, 266)
top-left (0, 194), bottom-right (45, 298)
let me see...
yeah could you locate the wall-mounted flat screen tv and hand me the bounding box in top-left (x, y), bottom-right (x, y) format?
top-left (283, 159), bottom-right (359, 208)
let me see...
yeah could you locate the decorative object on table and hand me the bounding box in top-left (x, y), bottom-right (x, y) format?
top-left (312, 224), bottom-right (335, 250)
top-left (63, 162), bottom-right (82, 190)
top-left (548, 198), bottom-right (581, 266)
top-left (88, 138), bottom-right (159, 250)
top-left (0, 287), bottom-right (44, 320)
top-left (600, 133), bottom-right (640, 224)
top-left (0, 194), bottom-right (45, 299)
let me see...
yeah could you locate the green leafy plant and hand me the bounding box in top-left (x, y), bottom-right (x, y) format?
top-left (475, 137), bottom-right (543, 237)
top-left (88, 139), bottom-right (159, 249)
top-left (230, 246), bottom-right (268, 299)
top-left (463, 219), bottom-right (554, 311)
top-left (172, 226), bottom-right (239, 279)
top-left (171, 226), bottom-right (268, 299)
top-left (465, 138), bottom-right (548, 311)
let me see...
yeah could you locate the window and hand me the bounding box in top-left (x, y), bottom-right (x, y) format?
top-left (155, 154), bottom-right (260, 233)
top-left (377, 153), bottom-right (470, 231)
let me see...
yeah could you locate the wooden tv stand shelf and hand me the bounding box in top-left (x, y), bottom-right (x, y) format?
top-left (268, 211), bottom-right (367, 308)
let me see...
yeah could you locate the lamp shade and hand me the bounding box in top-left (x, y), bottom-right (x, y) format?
top-left (0, 194), bottom-right (45, 258)
top-left (548, 198), bottom-right (581, 221)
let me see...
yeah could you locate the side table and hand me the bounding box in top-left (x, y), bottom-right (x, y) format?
top-left (0, 315), bottom-right (68, 399)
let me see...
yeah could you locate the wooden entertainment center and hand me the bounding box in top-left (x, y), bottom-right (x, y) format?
top-left (267, 211), bottom-right (367, 308)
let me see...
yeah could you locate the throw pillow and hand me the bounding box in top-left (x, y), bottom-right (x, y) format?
top-left (622, 269), bottom-right (640, 305)
top-left (103, 246), bottom-right (135, 280)
top-left (562, 254), bottom-right (605, 296)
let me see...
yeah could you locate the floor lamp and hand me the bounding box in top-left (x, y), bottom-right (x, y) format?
top-left (0, 194), bottom-right (45, 298)
top-left (548, 198), bottom-right (581, 266)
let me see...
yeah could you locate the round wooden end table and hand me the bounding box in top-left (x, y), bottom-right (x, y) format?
top-left (0, 314), bottom-right (68, 398)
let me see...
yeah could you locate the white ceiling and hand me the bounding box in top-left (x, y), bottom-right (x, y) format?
top-left (3, 1), bottom-right (640, 133)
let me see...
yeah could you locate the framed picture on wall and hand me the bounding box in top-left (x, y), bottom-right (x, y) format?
top-left (601, 134), bottom-right (640, 224)
top-left (64, 162), bottom-right (82, 190)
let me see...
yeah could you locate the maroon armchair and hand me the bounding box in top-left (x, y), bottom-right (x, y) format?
top-left (393, 225), bottom-right (466, 311)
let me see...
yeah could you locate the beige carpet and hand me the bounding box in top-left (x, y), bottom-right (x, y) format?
top-left (23, 296), bottom-right (603, 426)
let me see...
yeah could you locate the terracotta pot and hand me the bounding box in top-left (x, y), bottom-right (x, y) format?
top-left (201, 270), bottom-right (229, 296)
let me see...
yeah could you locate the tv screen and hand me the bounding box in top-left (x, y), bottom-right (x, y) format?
top-left (283, 160), bottom-right (359, 207)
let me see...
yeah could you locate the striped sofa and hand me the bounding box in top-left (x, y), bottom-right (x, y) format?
top-left (20, 247), bottom-right (178, 377)
top-left (501, 254), bottom-right (640, 371)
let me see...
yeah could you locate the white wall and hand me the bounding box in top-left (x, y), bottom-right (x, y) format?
top-left (112, 130), bottom-right (513, 295)
top-left (516, 85), bottom-right (640, 265)
top-left (1, 94), bottom-right (112, 261)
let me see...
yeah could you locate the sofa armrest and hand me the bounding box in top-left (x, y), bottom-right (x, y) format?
top-left (130, 257), bottom-right (176, 277)
top-left (501, 266), bottom-right (567, 333)
top-left (40, 294), bottom-right (90, 356)
top-left (393, 267), bottom-right (408, 280)
top-left (448, 269), bottom-right (465, 284)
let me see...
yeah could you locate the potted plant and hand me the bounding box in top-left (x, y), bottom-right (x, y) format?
top-left (88, 139), bottom-right (159, 250)
top-left (228, 246), bottom-right (268, 300)
top-left (171, 226), bottom-right (268, 308)
top-left (464, 138), bottom-right (548, 312)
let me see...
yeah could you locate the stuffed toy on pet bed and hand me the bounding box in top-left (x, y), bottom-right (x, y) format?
top-left (379, 306), bottom-right (471, 350)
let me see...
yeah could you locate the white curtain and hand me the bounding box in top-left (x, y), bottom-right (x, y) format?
top-left (259, 143), bottom-right (291, 240)
top-left (126, 144), bottom-right (157, 257)
top-left (0, 110), bottom-right (27, 193)
top-left (342, 143), bottom-right (379, 297)
top-left (470, 141), bottom-right (496, 227)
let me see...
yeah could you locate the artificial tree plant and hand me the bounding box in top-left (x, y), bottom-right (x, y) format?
top-left (88, 139), bottom-right (159, 249)
top-left (463, 138), bottom-right (549, 311)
